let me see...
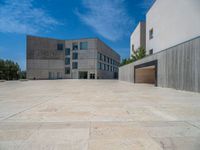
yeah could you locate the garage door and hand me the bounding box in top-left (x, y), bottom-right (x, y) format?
top-left (134, 60), bottom-right (157, 86)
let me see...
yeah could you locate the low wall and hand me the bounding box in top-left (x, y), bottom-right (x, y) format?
top-left (119, 36), bottom-right (200, 93)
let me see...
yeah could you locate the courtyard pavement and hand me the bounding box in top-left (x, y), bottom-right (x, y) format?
top-left (0, 80), bottom-right (200, 150)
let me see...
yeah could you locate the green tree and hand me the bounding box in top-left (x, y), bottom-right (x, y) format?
top-left (131, 47), bottom-right (146, 61)
top-left (0, 59), bottom-right (21, 80)
top-left (120, 47), bottom-right (146, 67)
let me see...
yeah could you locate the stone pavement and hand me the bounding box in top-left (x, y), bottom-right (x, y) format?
top-left (0, 80), bottom-right (200, 150)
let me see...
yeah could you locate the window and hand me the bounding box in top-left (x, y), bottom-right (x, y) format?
top-left (72, 42), bottom-right (78, 50)
top-left (57, 44), bottom-right (63, 51)
top-left (110, 59), bottom-right (113, 64)
top-left (72, 53), bottom-right (78, 60)
top-left (65, 67), bottom-right (70, 74)
top-left (132, 44), bottom-right (134, 52)
top-left (98, 62), bottom-right (102, 70)
top-left (104, 64), bottom-right (106, 70)
top-left (98, 53), bottom-right (100, 60)
top-left (90, 73), bottom-right (95, 79)
top-left (111, 66), bottom-right (113, 72)
top-left (104, 55), bottom-right (106, 62)
top-left (80, 42), bottom-right (88, 50)
top-left (65, 48), bottom-right (70, 55)
top-left (100, 53), bottom-right (103, 61)
top-left (107, 65), bottom-right (109, 71)
top-left (107, 57), bottom-right (110, 63)
top-left (149, 49), bottom-right (153, 55)
top-left (65, 58), bottom-right (70, 65)
top-left (149, 28), bottom-right (153, 40)
top-left (72, 62), bottom-right (78, 69)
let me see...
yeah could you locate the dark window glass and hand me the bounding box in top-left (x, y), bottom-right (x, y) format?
top-left (65, 48), bottom-right (70, 55)
top-left (72, 62), bottom-right (78, 69)
top-left (72, 53), bottom-right (78, 60)
top-left (132, 44), bottom-right (134, 52)
top-left (104, 55), bottom-right (106, 62)
top-left (80, 42), bottom-right (88, 50)
top-left (65, 58), bottom-right (70, 65)
top-left (149, 28), bottom-right (153, 40)
top-left (107, 65), bottom-right (109, 71)
top-left (149, 49), bottom-right (153, 55)
top-left (104, 64), bottom-right (106, 70)
top-left (72, 42), bottom-right (78, 50)
top-left (98, 62), bottom-right (101, 70)
top-left (65, 67), bottom-right (70, 74)
top-left (100, 53), bottom-right (102, 61)
top-left (57, 44), bottom-right (63, 50)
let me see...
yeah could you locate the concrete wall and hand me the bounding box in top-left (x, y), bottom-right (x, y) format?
top-left (130, 22), bottom-right (146, 57)
top-left (146, 0), bottom-right (200, 54)
top-left (118, 63), bottom-right (134, 83)
top-left (27, 36), bottom-right (65, 79)
top-left (65, 39), bottom-right (97, 79)
top-left (96, 39), bottom-right (120, 79)
top-left (119, 37), bottom-right (200, 93)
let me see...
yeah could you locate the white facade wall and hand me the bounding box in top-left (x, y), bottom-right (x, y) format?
top-left (130, 23), bottom-right (141, 57)
top-left (146, 0), bottom-right (200, 53)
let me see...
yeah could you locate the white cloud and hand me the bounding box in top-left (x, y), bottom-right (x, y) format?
top-left (0, 0), bottom-right (60, 34)
top-left (76, 0), bottom-right (134, 41)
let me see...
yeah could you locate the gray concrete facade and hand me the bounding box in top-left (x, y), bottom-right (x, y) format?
top-left (27, 35), bottom-right (120, 80)
top-left (119, 37), bottom-right (200, 93)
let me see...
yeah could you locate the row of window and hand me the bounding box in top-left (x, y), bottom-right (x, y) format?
top-left (65, 62), bottom-right (78, 74)
top-left (98, 62), bottom-right (118, 72)
top-left (57, 42), bottom-right (88, 52)
top-left (97, 53), bottom-right (119, 66)
top-left (65, 52), bottom-right (78, 65)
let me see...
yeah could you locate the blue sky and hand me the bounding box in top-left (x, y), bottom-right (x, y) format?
top-left (0, 0), bottom-right (154, 70)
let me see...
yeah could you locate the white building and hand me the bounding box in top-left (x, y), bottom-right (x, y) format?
top-left (130, 0), bottom-right (200, 55)
top-left (130, 22), bottom-right (146, 57)
top-left (146, 0), bottom-right (200, 54)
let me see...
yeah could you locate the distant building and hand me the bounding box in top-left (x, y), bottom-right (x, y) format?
top-left (27, 36), bottom-right (120, 80)
top-left (120, 0), bottom-right (200, 93)
top-left (130, 22), bottom-right (146, 57)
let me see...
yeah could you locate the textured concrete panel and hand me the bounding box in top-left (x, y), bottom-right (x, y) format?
top-left (119, 37), bottom-right (200, 93)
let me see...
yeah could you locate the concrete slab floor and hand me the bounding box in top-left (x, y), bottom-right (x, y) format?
top-left (0, 80), bottom-right (200, 150)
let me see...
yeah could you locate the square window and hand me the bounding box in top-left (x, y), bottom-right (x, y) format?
top-left (72, 62), bottom-right (78, 69)
top-left (65, 48), bottom-right (70, 55)
top-left (65, 67), bottom-right (70, 74)
top-left (65, 58), bottom-right (70, 65)
top-left (72, 42), bottom-right (78, 50)
top-left (149, 49), bottom-right (153, 55)
top-left (80, 42), bottom-right (88, 50)
top-left (149, 28), bottom-right (153, 40)
top-left (72, 53), bottom-right (78, 60)
top-left (57, 44), bottom-right (63, 50)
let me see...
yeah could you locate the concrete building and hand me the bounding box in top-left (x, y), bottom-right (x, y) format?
top-left (130, 22), bottom-right (146, 57)
top-left (119, 0), bottom-right (200, 93)
top-left (27, 35), bottom-right (120, 80)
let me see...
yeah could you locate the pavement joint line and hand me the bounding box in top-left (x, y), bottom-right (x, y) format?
top-left (185, 121), bottom-right (200, 130)
top-left (0, 98), bottom-right (52, 122)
